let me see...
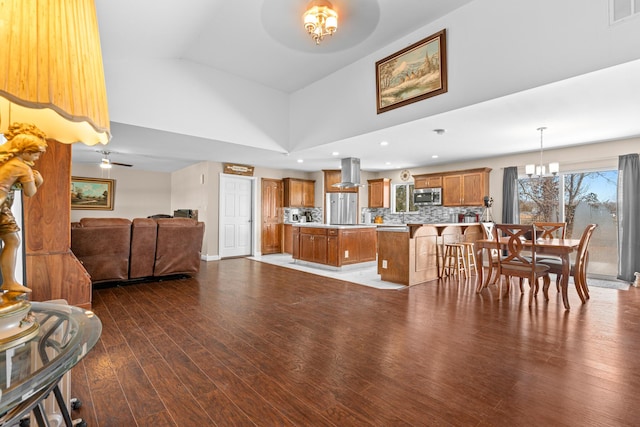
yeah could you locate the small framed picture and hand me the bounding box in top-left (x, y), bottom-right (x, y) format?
top-left (71, 177), bottom-right (115, 210)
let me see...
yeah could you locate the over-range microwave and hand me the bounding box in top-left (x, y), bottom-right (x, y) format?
top-left (413, 187), bottom-right (442, 205)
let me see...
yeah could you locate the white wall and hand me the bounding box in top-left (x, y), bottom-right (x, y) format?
top-left (290, 0), bottom-right (640, 150)
top-left (169, 162), bottom-right (210, 254)
top-left (103, 58), bottom-right (291, 152)
top-left (70, 164), bottom-right (171, 222)
top-left (171, 162), bottom-right (316, 259)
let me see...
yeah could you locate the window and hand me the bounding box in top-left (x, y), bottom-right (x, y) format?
top-left (392, 183), bottom-right (418, 213)
top-left (518, 170), bottom-right (619, 277)
top-left (610, 0), bottom-right (640, 23)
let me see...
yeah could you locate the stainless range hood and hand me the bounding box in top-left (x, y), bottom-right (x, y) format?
top-left (333, 157), bottom-right (361, 188)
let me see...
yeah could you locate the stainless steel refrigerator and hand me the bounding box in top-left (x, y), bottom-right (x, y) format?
top-left (326, 193), bottom-right (358, 225)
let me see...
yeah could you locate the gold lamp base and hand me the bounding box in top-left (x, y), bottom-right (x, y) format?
top-left (0, 294), bottom-right (40, 351)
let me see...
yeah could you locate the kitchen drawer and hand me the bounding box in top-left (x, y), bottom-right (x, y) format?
top-left (300, 227), bottom-right (327, 236)
top-left (328, 229), bottom-right (339, 236)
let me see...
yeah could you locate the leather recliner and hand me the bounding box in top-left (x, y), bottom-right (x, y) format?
top-left (153, 218), bottom-right (205, 276)
top-left (71, 218), bottom-right (132, 283)
top-left (71, 217), bottom-right (205, 284)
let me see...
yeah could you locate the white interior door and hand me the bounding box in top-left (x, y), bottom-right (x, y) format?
top-left (219, 175), bottom-right (254, 258)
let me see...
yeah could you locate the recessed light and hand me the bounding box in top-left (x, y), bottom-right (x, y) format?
top-left (332, 151), bottom-right (340, 156)
top-left (297, 159), bottom-right (304, 163)
top-left (385, 162), bottom-right (391, 165)
top-left (380, 141), bottom-right (389, 146)
top-left (432, 155), bottom-right (439, 159)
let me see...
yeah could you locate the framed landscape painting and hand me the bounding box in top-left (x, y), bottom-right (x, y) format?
top-left (376, 29), bottom-right (447, 114)
top-left (71, 177), bottom-right (115, 210)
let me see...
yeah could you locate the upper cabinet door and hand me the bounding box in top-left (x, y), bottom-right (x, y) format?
top-left (461, 172), bottom-right (485, 206)
top-left (442, 175), bottom-right (463, 206)
top-left (368, 178), bottom-right (391, 208)
top-left (414, 174), bottom-right (443, 189)
top-left (284, 178), bottom-right (315, 207)
top-left (441, 168), bottom-right (491, 207)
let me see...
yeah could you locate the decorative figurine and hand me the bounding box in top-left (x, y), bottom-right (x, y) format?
top-left (481, 195), bottom-right (494, 222)
top-left (0, 123), bottom-right (47, 294)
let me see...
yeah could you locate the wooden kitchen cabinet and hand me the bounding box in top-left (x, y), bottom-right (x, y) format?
top-left (368, 178), bottom-right (391, 208)
top-left (261, 178), bottom-right (283, 255)
top-left (283, 178), bottom-right (315, 207)
top-left (441, 168), bottom-right (491, 206)
top-left (327, 228), bottom-right (339, 266)
top-left (324, 170), bottom-right (358, 193)
top-left (283, 224), bottom-right (293, 254)
top-left (413, 174), bottom-right (443, 189)
top-left (293, 226), bottom-right (377, 267)
top-left (299, 227), bottom-right (328, 264)
top-left (292, 225), bottom-right (300, 257)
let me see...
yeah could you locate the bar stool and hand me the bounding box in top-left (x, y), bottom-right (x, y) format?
top-left (459, 242), bottom-right (477, 276)
top-left (435, 236), bottom-right (446, 277)
top-left (442, 243), bottom-right (467, 278)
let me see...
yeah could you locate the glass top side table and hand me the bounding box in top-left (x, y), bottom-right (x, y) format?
top-left (0, 301), bottom-right (102, 425)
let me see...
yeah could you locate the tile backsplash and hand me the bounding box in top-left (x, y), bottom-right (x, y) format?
top-left (283, 206), bottom-right (489, 224)
top-left (362, 206), bottom-right (487, 224)
top-left (283, 207), bottom-right (323, 224)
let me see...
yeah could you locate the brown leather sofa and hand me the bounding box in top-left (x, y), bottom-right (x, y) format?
top-left (71, 217), bottom-right (205, 284)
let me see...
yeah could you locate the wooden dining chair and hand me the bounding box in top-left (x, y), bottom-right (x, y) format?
top-left (493, 224), bottom-right (551, 305)
top-left (538, 224), bottom-right (598, 304)
top-left (480, 222), bottom-right (500, 285)
top-left (532, 221), bottom-right (567, 289)
top-left (533, 222), bottom-right (567, 239)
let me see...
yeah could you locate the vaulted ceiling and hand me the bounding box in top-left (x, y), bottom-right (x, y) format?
top-left (71, 0), bottom-right (640, 173)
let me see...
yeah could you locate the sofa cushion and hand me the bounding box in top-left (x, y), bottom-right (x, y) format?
top-left (129, 218), bottom-right (158, 279)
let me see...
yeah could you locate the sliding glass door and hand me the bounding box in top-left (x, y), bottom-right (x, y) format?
top-left (518, 170), bottom-right (618, 277)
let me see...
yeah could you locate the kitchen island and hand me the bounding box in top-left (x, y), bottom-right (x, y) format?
top-left (292, 224), bottom-right (377, 268)
top-left (377, 223), bottom-right (483, 286)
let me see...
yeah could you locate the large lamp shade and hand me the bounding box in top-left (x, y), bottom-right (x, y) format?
top-left (0, 0), bottom-right (110, 144)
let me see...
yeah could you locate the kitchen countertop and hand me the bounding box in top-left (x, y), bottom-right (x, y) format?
top-left (407, 222), bottom-right (481, 227)
top-left (377, 226), bottom-right (409, 232)
top-left (377, 222), bottom-right (482, 235)
top-left (292, 223), bottom-right (377, 229)
top-left (377, 222), bottom-right (480, 228)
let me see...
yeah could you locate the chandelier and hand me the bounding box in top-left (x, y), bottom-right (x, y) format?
top-left (526, 127), bottom-right (559, 177)
top-left (303, 0), bottom-right (338, 45)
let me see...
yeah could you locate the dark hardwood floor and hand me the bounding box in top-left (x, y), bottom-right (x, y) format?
top-left (70, 258), bottom-right (640, 426)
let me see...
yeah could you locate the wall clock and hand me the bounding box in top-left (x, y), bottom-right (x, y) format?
top-left (400, 169), bottom-right (411, 181)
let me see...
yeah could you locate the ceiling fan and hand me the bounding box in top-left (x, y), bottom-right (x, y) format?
top-left (98, 150), bottom-right (133, 168)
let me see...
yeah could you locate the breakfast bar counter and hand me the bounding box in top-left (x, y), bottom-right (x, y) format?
top-left (377, 223), bottom-right (482, 286)
top-left (292, 224), bottom-right (377, 268)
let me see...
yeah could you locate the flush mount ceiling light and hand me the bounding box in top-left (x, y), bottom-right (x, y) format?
top-left (303, 0), bottom-right (338, 45)
top-left (525, 127), bottom-right (559, 177)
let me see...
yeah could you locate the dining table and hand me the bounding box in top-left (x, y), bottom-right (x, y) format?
top-left (475, 237), bottom-right (581, 309)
